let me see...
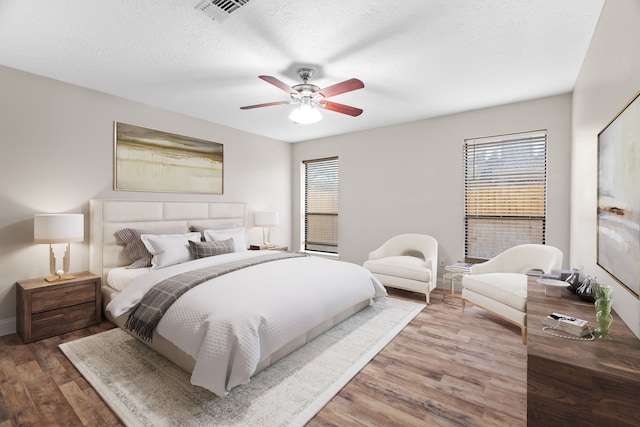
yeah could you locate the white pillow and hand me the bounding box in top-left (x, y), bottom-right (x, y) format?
top-left (203, 227), bottom-right (247, 252)
top-left (140, 232), bottom-right (202, 269)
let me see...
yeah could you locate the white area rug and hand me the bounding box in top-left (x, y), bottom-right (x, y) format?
top-left (59, 297), bottom-right (424, 427)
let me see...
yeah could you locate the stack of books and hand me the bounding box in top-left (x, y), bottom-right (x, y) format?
top-left (542, 313), bottom-right (594, 337)
top-left (525, 269), bottom-right (544, 277)
top-left (447, 261), bottom-right (474, 273)
top-left (249, 244), bottom-right (275, 250)
top-left (540, 269), bottom-right (574, 281)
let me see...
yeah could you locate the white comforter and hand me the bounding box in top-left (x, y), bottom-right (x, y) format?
top-left (106, 251), bottom-right (387, 396)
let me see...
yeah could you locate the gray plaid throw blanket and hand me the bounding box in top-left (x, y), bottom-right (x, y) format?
top-left (124, 252), bottom-right (308, 342)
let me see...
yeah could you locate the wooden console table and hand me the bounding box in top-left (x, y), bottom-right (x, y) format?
top-left (527, 280), bottom-right (640, 426)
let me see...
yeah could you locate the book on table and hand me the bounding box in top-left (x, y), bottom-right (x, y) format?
top-left (543, 313), bottom-right (594, 337)
top-left (526, 268), bottom-right (544, 277)
top-left (249, 244), bottom-right (275, 250)
top-left (448, 261), bottom-right (474, 273)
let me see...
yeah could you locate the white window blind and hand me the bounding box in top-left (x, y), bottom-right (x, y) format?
top-left (304, 157), bottom-right (339, 254)
top-left (464, 130), bottom-right (547, 260)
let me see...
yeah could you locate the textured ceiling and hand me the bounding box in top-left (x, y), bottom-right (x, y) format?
top-left (0, 0), bottom-right (605, 142)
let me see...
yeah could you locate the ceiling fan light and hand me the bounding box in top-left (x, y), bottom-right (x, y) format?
top-left (289, 104), bottom-right (322, 124)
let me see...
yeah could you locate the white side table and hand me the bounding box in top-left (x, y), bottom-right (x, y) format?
top-left (442, 266), bottom-right (471, 300)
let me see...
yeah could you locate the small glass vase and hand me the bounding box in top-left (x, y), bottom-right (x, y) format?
top-left (595, 284), bottom-right (614, 301)
top-left (594, 285), bottom-right (614, 340)
top-left (596, 307), bottom-right (613, 340)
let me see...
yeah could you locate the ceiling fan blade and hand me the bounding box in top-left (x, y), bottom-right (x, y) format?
top-left (240, 101), bottom-right (289, 110)
top-left (259, 75), bottom-right (299, 95)
top-left (318, 101), bottom-right (363, 117)
top-left (316, 78), bottom-right (364, 99)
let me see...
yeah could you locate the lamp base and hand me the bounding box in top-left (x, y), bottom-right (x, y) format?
top-left (45, 243), bottom-right (75, 282)
top-left (45, 274), bottom-right (75, 282)
top-left (262, 227), bottom-right (272, 247)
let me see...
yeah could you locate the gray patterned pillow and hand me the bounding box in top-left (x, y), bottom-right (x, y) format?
top-left (189, 238), bottom-right (235, 259)
top-left (115, 226), bottom-right (188, 268)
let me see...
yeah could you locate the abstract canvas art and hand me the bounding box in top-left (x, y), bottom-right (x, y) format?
top-left (597, 92), bottom-right (640, 297)
top-left (114, 122), bottom-right (223, 194)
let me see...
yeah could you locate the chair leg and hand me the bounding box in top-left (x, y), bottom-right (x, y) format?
top-left (521, 326), bottom-right (527, 345)
top-left (461, 299), bottom-right (466, 312)
top-left (425, 291), bottom-right (430, 305)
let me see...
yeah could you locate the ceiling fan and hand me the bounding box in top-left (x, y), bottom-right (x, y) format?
top-left (240, 68), bottom-right (364, 124)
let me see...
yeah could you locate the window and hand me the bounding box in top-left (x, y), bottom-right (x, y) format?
top-left (464, 130), bottom-right (547, 261)
top-left (303, 157), bottom-right (338, 254)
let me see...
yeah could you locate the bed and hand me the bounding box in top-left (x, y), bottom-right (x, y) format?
top-left (89, 199), bottom-right (387, 396)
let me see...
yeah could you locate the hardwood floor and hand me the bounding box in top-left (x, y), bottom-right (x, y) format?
top-left (0, 289), bottom-right (526, 426)
top-left (310, 289), bottom-right (526, 426)
top-left (0, 322), bottom-right (120, 427)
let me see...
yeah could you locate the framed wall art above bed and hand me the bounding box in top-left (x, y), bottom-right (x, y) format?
top-left (114, 122), bottom-right (224, 194)
top-left (597, 91), bottom-right (640, 298)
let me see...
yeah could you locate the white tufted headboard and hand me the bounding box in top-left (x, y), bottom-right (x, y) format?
top-left (89, 199), bottom-right (246, 282)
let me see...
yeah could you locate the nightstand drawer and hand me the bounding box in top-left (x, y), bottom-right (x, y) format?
top-left (30, 302), bottom-right (97, 341)
top-left (32, 283), bottom-right (95, 313)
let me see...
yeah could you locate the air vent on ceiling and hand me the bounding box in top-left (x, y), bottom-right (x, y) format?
top-left (195, 0), bottom-right (251, 22)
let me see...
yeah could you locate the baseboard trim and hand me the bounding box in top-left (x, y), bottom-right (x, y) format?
top-left (0, 317), bottom-right (16, 337)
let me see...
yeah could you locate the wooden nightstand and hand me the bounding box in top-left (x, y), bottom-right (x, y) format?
top-left (16, 271), bottom-right (101, 343)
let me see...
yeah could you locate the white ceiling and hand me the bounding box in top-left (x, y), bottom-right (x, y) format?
top-left (0, 0), bottom-right (604, 143)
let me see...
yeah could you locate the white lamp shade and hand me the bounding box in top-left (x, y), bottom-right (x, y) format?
top-left (254, 211), bottom-right (279, 227)
top-left (34, 214), bottom-right (84, 243)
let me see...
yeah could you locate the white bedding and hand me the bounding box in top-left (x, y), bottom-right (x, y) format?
top-left (106, 251), bottom-right (387, 396)
top-left (106, 266), bottom-right (151, 291)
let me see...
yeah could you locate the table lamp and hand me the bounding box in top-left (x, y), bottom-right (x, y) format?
top-left (254, 211), bottom-right (278, 247)
top-left (34, 213), bottom-right (84, 282)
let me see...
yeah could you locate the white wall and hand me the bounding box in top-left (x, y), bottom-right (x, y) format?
top-left (292, 94), bottom-right (572, 281)
top-left (0, 65), bottom-right (292, 329)
top-left (571, 0), bottom-right (640, 338)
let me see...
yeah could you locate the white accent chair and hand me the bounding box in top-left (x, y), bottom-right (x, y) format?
top-left (461, 244), bottom-right (563, 344)
top-left (363, 234), bottom-right (438, 304)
